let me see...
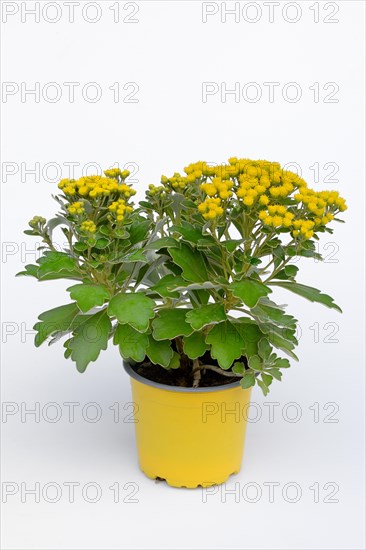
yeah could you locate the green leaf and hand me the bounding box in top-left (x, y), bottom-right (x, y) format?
top-left (185, 303), bottom-right (227, 330)
top-left (273, 245), bottom-right (285, 261)
top-left (169, 243), bottom-right (209, 283)
top-left (122, 250), bottom-right (148, 263)
top-left (230, 279), bottom-right (272, 308)
top-left (196, 236), bottom-right (220, 251)
top-left (152, 309), bottom-right (193, 340)
top-left (128, 219), bottom-right (150, 245)
top-left (63, 338), bottom-right (72, 359)
top-left (108, 293), bottom-right (155, 332)
top-left (300, 243), bottom-right (323, 258)
top-left (269, 282), bottom-right (342, 312)
top-left (99, 224), bottom-right (112, 236)
top-left (67, 284), bottom-right (110, 313)
top-left (181, 198), bottom-right (197, 208)
top-left (37, 251), bottom-right (77, 278)
top-left (190, 288), bottom-right (210, 306)
top-left (46, 215), bottom-right (70, 237)
top-left (248, 355), bottom-right (263, 371)
top-left (68, 310), bottom-right (112, 373)
top-left (269, 323), bottom-right (298, 344)
top-left (113, 324), bottom-right (149, 362)
top-left (39, 269), bottom-right (82, 281)
top-left (274, 265), bottom-right (299, 280)
top-left (74, 242), bottom-right (89, 252)
top-left (257, 379), bottom-right (270, 396)
top-left (267, 238), bottom-right (282, 248)
top-left (266, 328), bottom-right (298, 361)
top-left (274, 357), bottom-right (291, 369)
top-left (48, 313), bottom-right (94, 345)
top-left (234, 319), bottom-right (262, 357)
top-left (258, 337), bottom-right (272, 360)
top-left (16, 264), bottom-right (39, 278)
top-left (252, 300), bottom-right (297, 329)
top-left (170, 223), bottom-right (203, 244)
top-left (145, 237), bottom-right (178, 250)
top-left (170, 281), bottom-right (222, 292)
top-left (222, 239), bottom-right (243, 253)
top-left (114, 228), bottom-right (129, 239)
top-left (167, 351), bottom-right (181, 369)
top-left (183, 331), bottom-right (209, 359)
top-left (139, 200), bottom-right (154, 210)
top-left (240, 371), bottom-right (256, 389)
top-left (148, 274), bottom-right (186, 299)
top-left (249, 257), bottom-right (262, 266)
top-left (146, 337), bottom-right (173, 368)
top-left (232, 361), bottom-right (245, 374)
top-left (94, 238), bottom-right (110, 249)
top-left (34, 303), bottom-right (80, 347)
top-left (261, 373), bottom-right (273, 387)
top-left (206, 321), bottom-right (244, 370)
top-left (267, 368), bottom-right (282, 380)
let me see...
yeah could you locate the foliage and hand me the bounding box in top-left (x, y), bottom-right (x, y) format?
top-left (18, 160), bottom-right (347, 393)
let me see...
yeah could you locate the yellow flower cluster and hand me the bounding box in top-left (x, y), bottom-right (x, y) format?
top-left (161, 160), bottom-right (238, 190)
top-left (200, 178), bottom-right (233, 200)
top-left (194, 161), bottom-right (307, 209)
top-left (292, 219), bottom-right (315, 239)
top-left (161, 173), bottom-right (189, 190)
top-left (197, 198), bottom-right (224, 220)
top-left (236, 173), bottom-right (270, 206)
top-left (159, 158), bottom-right (347, 236)
top-left (259, 205), bottom-right (295, 228)
top-left (259, 207), bottom-right (315, 238)
top-left (294, 188), bottom-right (347, 217)
top-left (67, 201), bottom-right (84, 215)
top-left (29, 216), bottom-right (46, 228)
top-left (184, 160), bottom-right (248, 179)
top-left (80, 220), bottom-right (97, 234)
top-left (147, 184), bottom-right (170, 196)
top-left (108, 199), bottom-right (133, 222)
top-left (184, 161), bottom-right (215, 178)
top-left (58, 175), bottom-right (136, 200)
top-left (104, 168), bottom-right (130, 180)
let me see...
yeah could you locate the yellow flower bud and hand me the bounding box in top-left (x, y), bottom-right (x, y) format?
top-left (272, 215), bottom-right (283, 227)
top-left (259, 195), bottom-right (269, 205)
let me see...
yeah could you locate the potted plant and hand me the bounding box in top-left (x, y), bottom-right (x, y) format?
top-left (18, 159), bottom-right (347, 487)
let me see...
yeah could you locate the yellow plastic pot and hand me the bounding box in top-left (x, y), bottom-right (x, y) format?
top-left (124, 362), bottom-right (252, 488)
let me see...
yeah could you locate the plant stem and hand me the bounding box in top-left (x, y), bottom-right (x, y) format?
top-left (194, 364), bottom-right (242, 378)
top-left (192, 358), bottom-right (201, 388)
top-left (263, 256), bottom-right (292, 283)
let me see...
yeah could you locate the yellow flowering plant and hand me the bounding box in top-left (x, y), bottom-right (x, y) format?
top-left (18, 168), bottom-right (158, 372)
top-left (19, 159), bottom-right (347, 394)
top-left (139, 158), bottom-right (347, 393)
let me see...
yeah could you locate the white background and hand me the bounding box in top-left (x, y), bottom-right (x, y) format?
top-left (1, 1), bottom-right (365, 549)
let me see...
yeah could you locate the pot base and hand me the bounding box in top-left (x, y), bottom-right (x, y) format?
top-left (140, 466), bottom-right (240, 489)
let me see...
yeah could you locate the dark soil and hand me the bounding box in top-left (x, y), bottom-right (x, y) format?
top-left (132, 348), bottom-right (247, 388)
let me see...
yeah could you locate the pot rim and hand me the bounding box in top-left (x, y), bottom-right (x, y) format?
top-left (123, 360), bottom-right (242, 393)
